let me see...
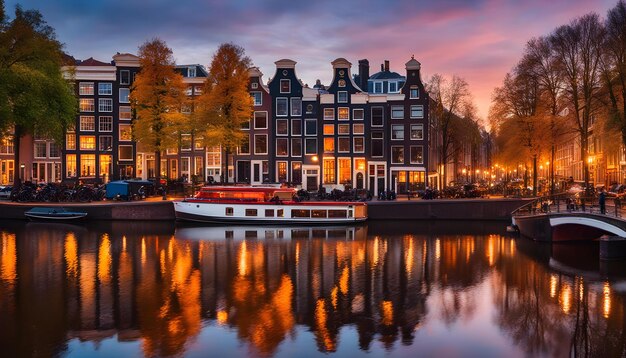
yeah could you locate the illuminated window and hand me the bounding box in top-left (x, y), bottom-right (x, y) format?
top-left (79, 136), bottom-right (96, 150)
top-left (119, 106), bottom-right (132, 120)
top-left (80, 154), bottom-right (95, 176)
top-left (80, 116), bottom-right (95, 131)
top-left (353, 123), bottom-right (364, 134)
top-left (323, 158), bottom-right (335, 184)
top-left (339, 158), bottom-right (351, 183)
top-left (323, 124), bottom-right (334, 135)
top-left (66, 154), bottom-right (76, 177)
top-left (181, 134), bottom-right (191, 151)
top-left (277, 161), bottom-right (288, 182)
top-left (338, 107), bottom-right (349, 120)
top-left (80, 99), bottom-right (94, 112)
top-left (66, 134), bottom-right (76, 150)
top-left (119, 124), bottom-right (132, 141)
top-left (324, 137), bottom-right (334, 153)
top-left (324, 108), bottom-right (334, 120)
top-left (410, 124), bottom-right (423, 140)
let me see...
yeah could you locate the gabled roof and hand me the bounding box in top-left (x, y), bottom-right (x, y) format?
top-left (176, 64), bottom-right (208, 78)
top-left (77, 57), bottom-right (111, 66)
top-left (369, 71), bottom-right (404, 80)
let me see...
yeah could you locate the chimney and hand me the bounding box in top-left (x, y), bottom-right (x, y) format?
top-left (384, 60), bottom-right (390, 72)
top-left (358, 59), bottom-right (369, 91)
top-left (381, 64), bottom-right (384, 71)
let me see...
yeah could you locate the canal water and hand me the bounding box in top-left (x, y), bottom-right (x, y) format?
top-left (0, 220), bottom-right (625, 357)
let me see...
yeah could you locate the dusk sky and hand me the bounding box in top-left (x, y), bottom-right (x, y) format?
top-left (4, 0), bottom-right (618, 121)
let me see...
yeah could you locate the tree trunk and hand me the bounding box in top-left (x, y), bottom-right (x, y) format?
top-left (13, 125), bottom-right (22, 184)
top-left (155, 150), bottom-right (161, 186)
top-left (581, 135), bottom-right (590, 196)
top-left (532, 154), bottom-right (537, 197)
top-left (550, 145), bottom-right (555, 196)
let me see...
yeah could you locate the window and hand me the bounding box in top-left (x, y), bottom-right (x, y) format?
top-left (323, 124), bottom-right (334, 135)
top-left (338, 79), bottom-right (346, 87)
top-left (239, 135), bottom-right (250, 154)
top-left (277, 161), bottom-right (287, 182)
top-left (34, 142), bottom-right (46, 158)
top-left (305, 119), bottom-right (317, 135)
top-left (353, 108), bottom-right (364, 120)
top-left (391, 124), bottom-right (404, 140)
top-left (188, 67), bottom-right (196, 77)
top-left (354, 138), bottom-right (364, 153)
top-left (338, 137), bottom-right (350, 153)
top-left (291, 98), bottom-right (302, 116)
top-left (410, 86), bottom-right (419, 99)
top-left (276, 98), bottom-right (288, 116)
top-left (324, 108), bottom-right (335, 120)
top-left (80, 116), bottom-right (95, 131)
top-left (252, 92), bottom-right (262, 106)
top-left (323, 158), bottom-right (335, 184)
top-left (98, 83), bottom-right (112, 95)
top-left (338, 158), bottom-right (351, 183)
top-left (324, 137), bottom-right (335, 153)
top-left (410, 146), bottom-right (424, 164)
top-left (99, 116), bottom-right (113, 132)
top-left (245, 209), bottom-right (257, 217)
top-left (372, 131), bottom-right (383, 157)
top-left (48, 142), bottom-right (60, 158)
top-left (99, 98), bottom-right (113, 112)
top-left (410, 105), bottom-right (424, 118)
top-left (120, 70), bottom-right (130, 85)
top-left (338, 107), bottom-right (349, 120)
top-left (120, 106), bottom-right (131, 120)
top-left (0, 137), bottom-right (13, 154)
top-left (374, 82), bottom-right (382, 93)
top-left (337, 91), bottom-right (348, 103)
top-left (389, 82), bottom-right (397, 93)
top-left (81, 154), bottom-right (96, 176)
top-left (391, 106), bottom-right (404, 119)
top-left (195, 138), bottom-right (204, 150)
top-left (280, 79), bottom-right (290, 93)
top-left (291, 210), bottom-right (310, 218)
top-left (353, 123), bottom-right (364, 134)
top-left (291, 119), bottom-right (302, 135)
top-left (254, 112), bottom-right (267, 129)
top-left (392, 146), bottom-right (404, 164)
top-left (241, 117), bottom-right (250, 130)
top-left (255, 134), bottom-right (267, 154)
top-left (80, 135), bottom-right (96, 150)
top-left (79, 82), bottom-right (94, 95)
top-left (410, 124), bottom-right (423, 140)
top-left (291, 138), bottom-right (302, 157)
top-left (195, 156), bottom-right (203, 175)
top-left (66, 134), bottom-right (76, 150)
top-left (292, 162), bottom-right (302, 184)
top-left (194, 86), bottom-right (203, 95)
top-left (276, 119), bottom-right (288, 135)
top-left (251, 82), bottom-right (258, 89)
top-left (119, 145), bottom-right (133, 161)
top-left (371, 107), bottom-right (383, 126)
top-left (226, 207), bottom-right (234, 216)
top-left (99, 135), bottom-right (113, 151)
top-left (119, 124), bottom-right (132, 141)
top-left (119, 88), bottom-right (130, 103)
top-left (181, 134), bottom-right (191, 151)
top-left (305, 138), bottom-right (317, 155)
top-left (66, 154), bottom-right (76, 177)
top-left (80, 99), bottom-right (94, 112)
top-left (328, 210), bottom-right (347, 218)
top-left (276, 138), bottom-right (288, 156)
top-left (338, 124), bottom-right (350, 135)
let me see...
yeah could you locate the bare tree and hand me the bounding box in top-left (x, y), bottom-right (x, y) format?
top-left (427, 74), bottom-right (471, 188)
top-left (550, 13), bottom-right (605, 193)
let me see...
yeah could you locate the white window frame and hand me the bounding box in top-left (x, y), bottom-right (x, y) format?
top-left (291, 119), bottom-right (302, 136)
top-left (291, 138), bottom-right (302, 157)
top-left (99, 135), bottom-right (113, 151)
top-left (188, 67), bottom-right (196, 77)
top-left (118, 145), bottom-right (134, 161)
top-left (276, 138), bottom-right (289, 157)
top-left (338, 107), bottom-right (349, 121)
top-left (353, 137), bottom-right (365, 153)
top-left (338, 123), bottom-right (350, 135)
top-left (99, 116), bottom-right (113, 132)
top-left (410, 86), bottom-right (419, 99)
top-left (337, 91), bottom-right (348, 103)
top-left (119, 124), bottom-right (132, 142)
top-left (276, 98), bottom-right (288, 116)
top-left (353, 123), bottom-right (364, 135)
top-left (79, 82), bottom-right (94, 96)
top-left (338, 137), bottom-right (350, 153)
top-left (254, 111), bottom-right (268, 129)
top-left (99, 98), bottom-right (113, 112)
top-left (120, 70), bottom-right (130, 85)
top-left (391, 106), bottom-right (404, 119)
top-left (251, 82), bottom-right (258, 89)
top-left (391, 124), bottom-right (404, 140)
top-left (80, 99), bottom-right (94, 112)
top-left (80, 116), bottom-right (95, 132)
top-left (410, 145), bottom-right (424, 164)
top-left (374, 82), bottom-right (382, 93)
top-left (280, 79), bottom-right (291, 94)
top-left (410, 124), bottom-right (424, 140)
top-left (410, 105), bottom-right (424, 119)
top-left (252, 91), bottom-right (262, 106)
top-left (98, 82), bottom-right (112, 95)
top-left (276, 119), bottom-right (289, 136)
top-left (389, 82), bottom-right (398, 93)
top-left (34, 142), bottom-right (47, 159)
top-left (290, 97), bottom-right (302, 116)
top-left (353, 108), bottom-right (364, 121)
top-left (119, 88), bottom-right (130, 103)
top-left (119, 106), bottom-right (132, 120)
top-left (254, 134), bottom-right (268, 155)
top-left (324, 108), bottom-right (335, 121)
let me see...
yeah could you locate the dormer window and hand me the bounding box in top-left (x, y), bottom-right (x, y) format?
top-left (389, 82), bottom-right (397, 93)
top-left (410, 86), bottom-right (419, 99)
top-left (374, 82), bottom-right (382, 93)
top-left (188, 67), bottom-right (196, 78)
top-left (280, 79), bottom-right (291, 93)
top-left (251, 83), bottom-right (258, 89)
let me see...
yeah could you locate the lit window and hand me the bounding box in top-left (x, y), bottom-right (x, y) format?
top-left (66, 154), bottom-right (76, 177)
top-left (324, 137), bottom-right (334, 153)
top-left (80, 99), bottom-right (94, 112)
top-left (119, 124), bottom-right (132, 141)
top-left (181, 134), bottom-right (191, 151)
top-left (79, 136), bottom-right (96, 150)
top-left (79, 82), bottom-right (94, 95)
top-left (323, 158), bottom-right (335, 184)
top-left (338, 107), bottom-right (349, 120)
top-left (324, 108), bottom-right (335, 120)
top-left (119, 106), bottom-right (132, 120)
top-left (338, 158), bottom-right (351, 183)
top-left (80, 154), bottom-right (96, 176)
top-left (66, 134), bottom-right (76, 150)
top-left (410, 124), bottom-right (423, 140)
top-left (323, 124), bottom-right (334, 135)
top-left (353, 123), bottom-right (364, 134)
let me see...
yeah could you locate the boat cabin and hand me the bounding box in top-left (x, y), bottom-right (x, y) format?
top-left (194, 186), bottom-right (296, 202)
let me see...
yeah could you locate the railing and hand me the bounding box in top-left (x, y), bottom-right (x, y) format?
top-left (511, 193), bottom-right (623, 219)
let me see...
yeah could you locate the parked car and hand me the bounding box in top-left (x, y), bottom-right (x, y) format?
top-left (0, 186), bottom-right (12, 199)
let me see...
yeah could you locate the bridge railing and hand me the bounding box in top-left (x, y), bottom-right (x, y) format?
top-left (511, 193), bottom-right (623, 219)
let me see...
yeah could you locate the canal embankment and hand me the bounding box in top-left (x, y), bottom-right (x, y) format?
top-left (0, 197), bottom-right (532, 221)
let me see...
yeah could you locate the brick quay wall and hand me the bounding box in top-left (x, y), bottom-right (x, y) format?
top-left (0, 198), bottom-right (531, 221)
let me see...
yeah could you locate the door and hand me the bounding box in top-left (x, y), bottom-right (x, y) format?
top-left (356, 172), bottom-right (364, 189)
top-left (307, 176), bottom-right (317, 191)
top-left (253, 163), bottom-right (261, 183)
top-left (237, 161), bottom-right (251, 183)
top-left (377, 177), bottom-right (385, 194)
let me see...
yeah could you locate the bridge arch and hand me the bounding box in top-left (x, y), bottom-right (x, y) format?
top-left (549, 217), bottom-right (626, 237)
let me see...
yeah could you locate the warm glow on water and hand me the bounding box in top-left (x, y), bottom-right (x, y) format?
top-left (0, 220), bottom-right (625, 357)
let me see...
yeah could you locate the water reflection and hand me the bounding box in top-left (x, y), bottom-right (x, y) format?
top-left (0, 220), bottom-right (625, 357)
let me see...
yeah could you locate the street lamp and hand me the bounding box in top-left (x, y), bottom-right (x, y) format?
top-left (462, 168), bottom-right (467, 183)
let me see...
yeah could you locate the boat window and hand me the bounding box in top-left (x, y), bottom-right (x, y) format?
top-left (277, 209), bottom-right (284, 218)
top-left (265, 209), bottom-right (274, 217)
top-left (225, 230), bottom-right (234, 239)
top-left (311, 210), bottom-right (327, 218)
top-left (226, 207), bottom-right (234, 216)
top-left (245, 209), bottom-right (258, 217)
top-left (291, 229), bottom-right (310, 238)
top-left (277, 230), bottom-right (284, 239)
top-left (292, 209), bottom-right (311, 218)
top-left (328, 210), bottom-right (347, 218)
top-left (265, 231), bottom-right (275, 239)
top-left (348, 210), bottom-right (353, 218)
top-left (245, 230), bottom-right (257, 238)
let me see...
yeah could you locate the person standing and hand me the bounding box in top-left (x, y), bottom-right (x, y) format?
top-left (599, 188), bottom-right (607, 214)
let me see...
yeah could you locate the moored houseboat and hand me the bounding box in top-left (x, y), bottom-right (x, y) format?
top-left (173, 186), bottom-right (367, 224)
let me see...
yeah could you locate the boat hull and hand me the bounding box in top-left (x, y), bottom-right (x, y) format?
top-left (174, 200), bottom-right (367, 224)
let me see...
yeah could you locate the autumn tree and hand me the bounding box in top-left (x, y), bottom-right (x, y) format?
top-left (131, 38), bottom-right (186, 185)
top-left (550, 13), bottom-right (605, 194)
top-left (427, 74), bottom-right (471, 188)
top-left (198, 43), bottom-right (252, 183)
top-left (0, 3), bottom-right (76, 182)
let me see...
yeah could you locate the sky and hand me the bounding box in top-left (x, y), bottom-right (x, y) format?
top-left (3, 0), bottom-right (618, 121)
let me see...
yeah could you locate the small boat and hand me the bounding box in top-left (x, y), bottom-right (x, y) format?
top-left (174, 185), bottom-right (367, 224)
top-left (25, 207), bottom-right (88, 221)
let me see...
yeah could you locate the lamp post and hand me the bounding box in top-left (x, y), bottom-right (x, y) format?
top-left (462, 168), bottom-right (467, 183)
